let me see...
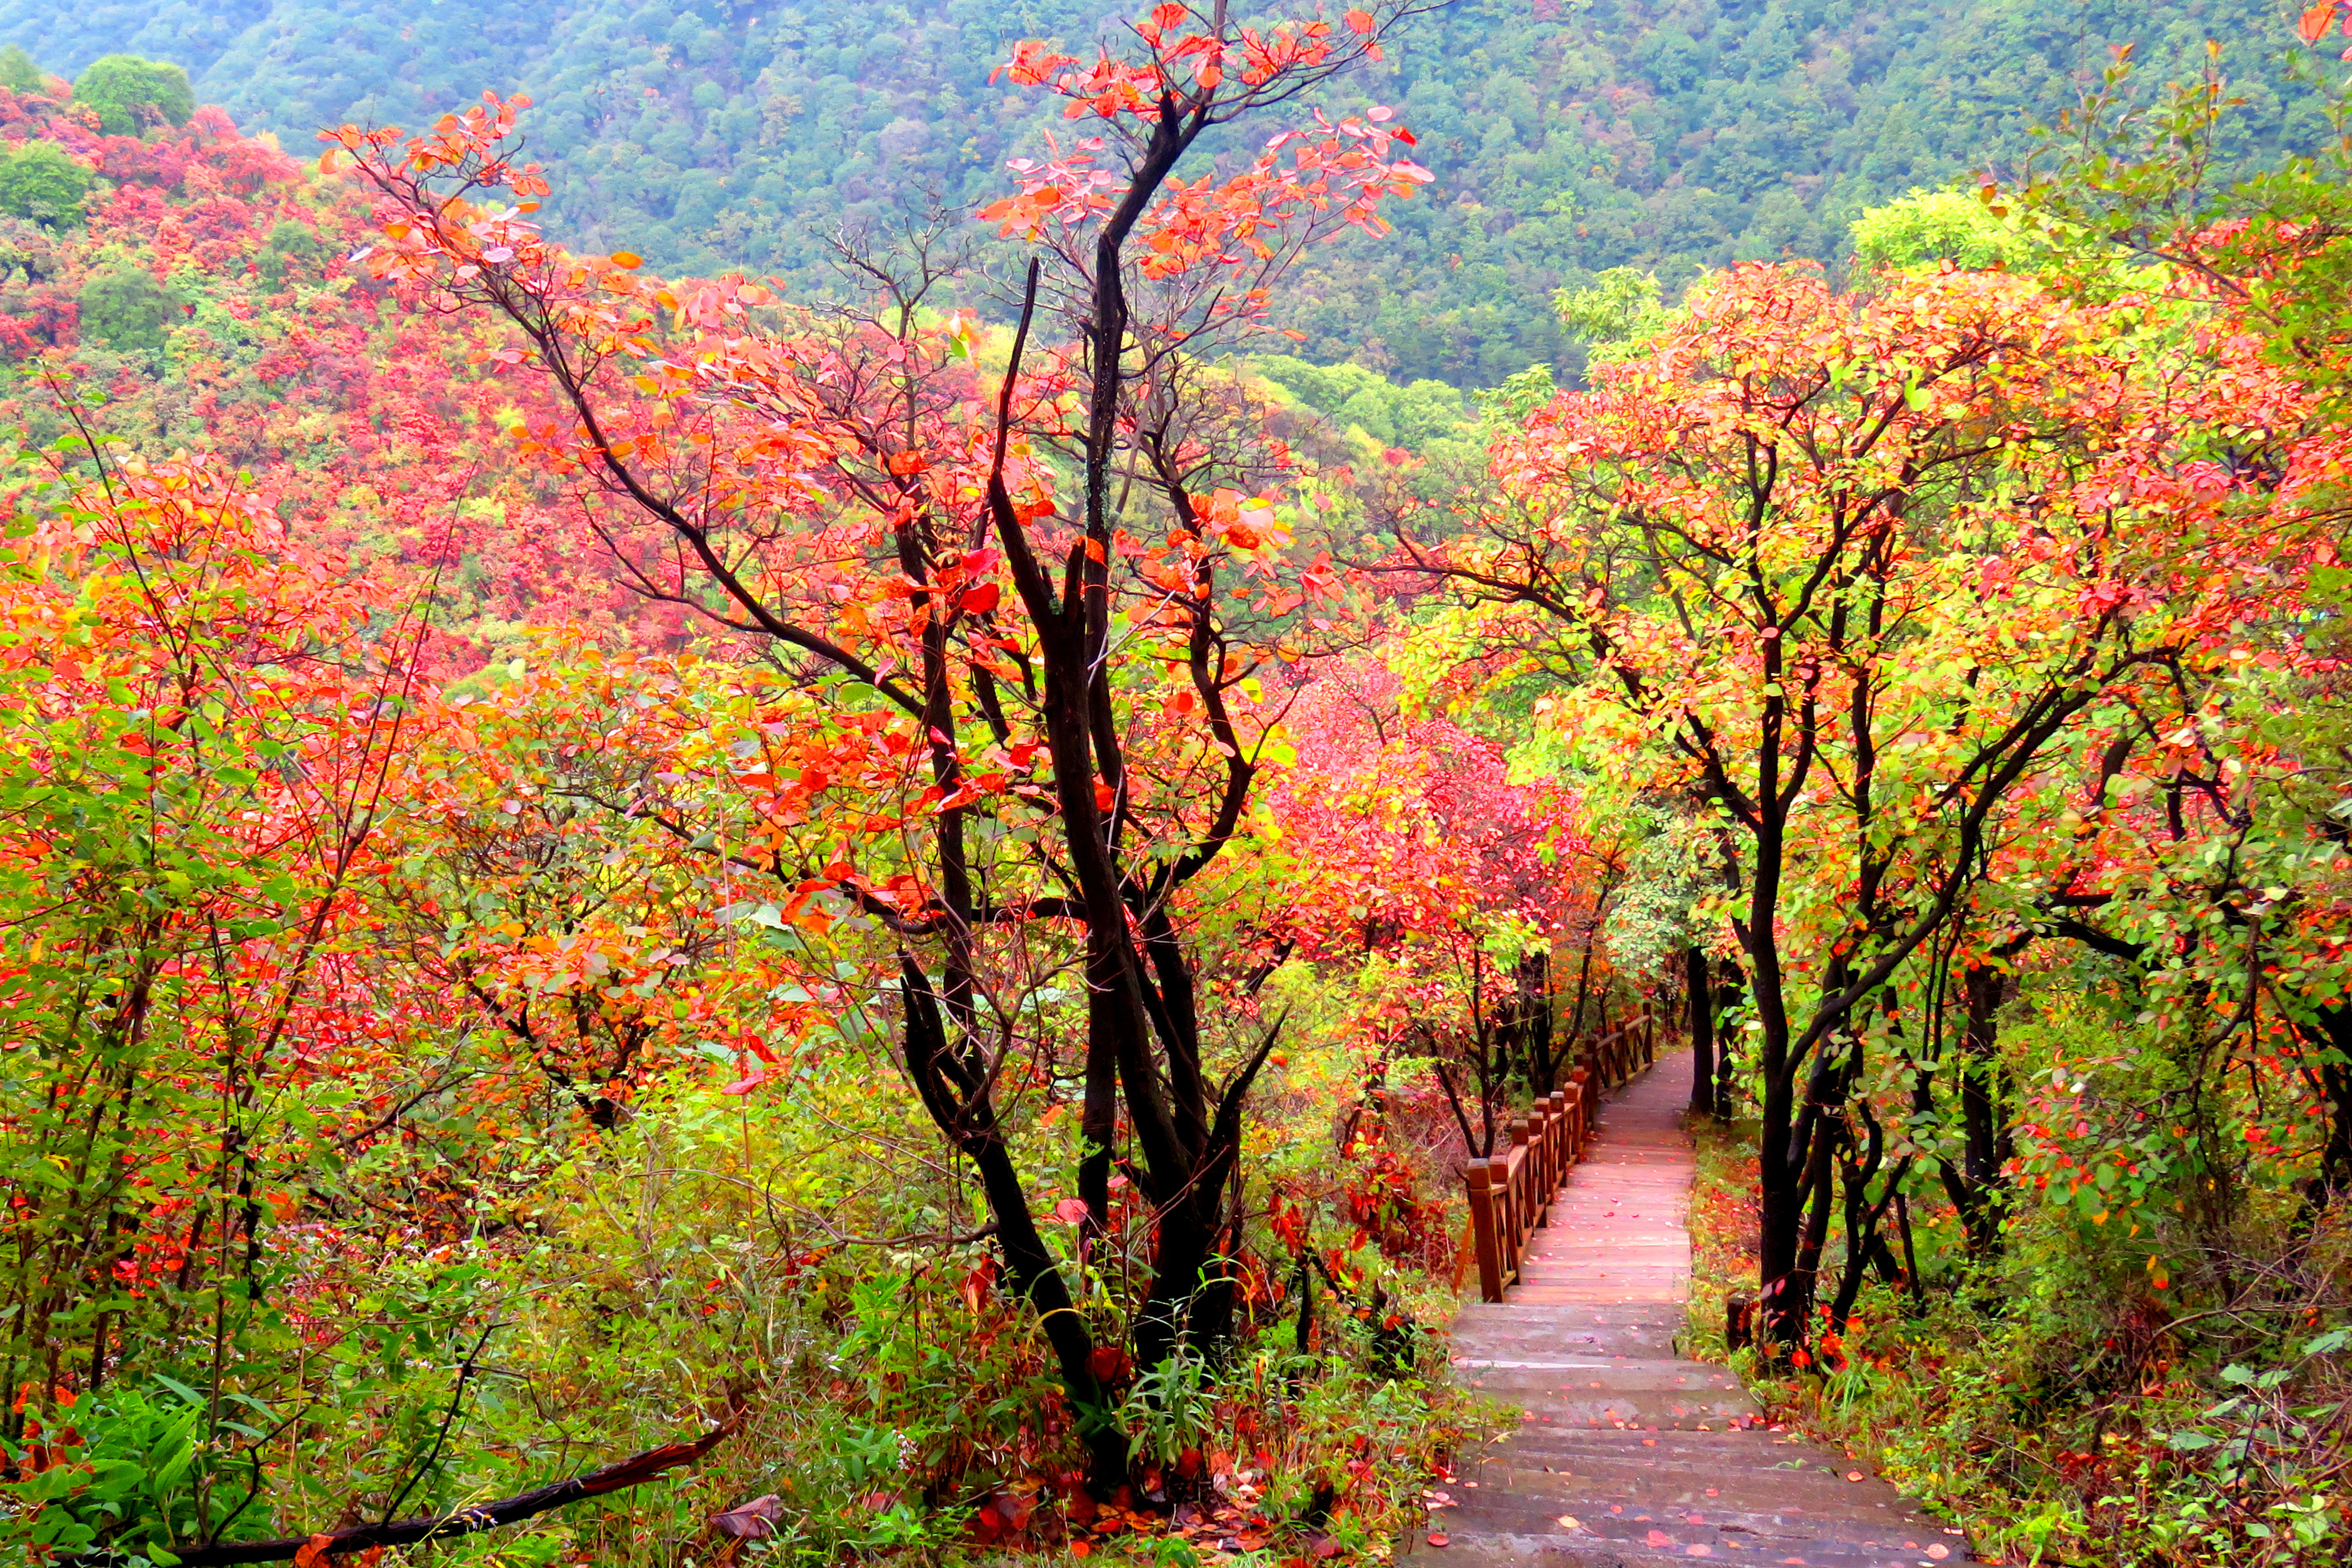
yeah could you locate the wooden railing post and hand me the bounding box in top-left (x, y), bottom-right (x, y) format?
top-left (1508, 1116), bottom-right (1533, 1265)
top-left (1465, 1158), bottom-right (1504, 1302)
top-left (1546, 1089), bottom-right (1569, 1188)
top-left (1471, 988), bottom-right (1693, 1305)
top-left (1531, 1101), bottom-right (1555, 1220)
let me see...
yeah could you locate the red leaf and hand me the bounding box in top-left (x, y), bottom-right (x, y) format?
top-left (958, 1258), bottom-right (997, 1311)
top-left (710, 1495), bottom-right (785, 1539)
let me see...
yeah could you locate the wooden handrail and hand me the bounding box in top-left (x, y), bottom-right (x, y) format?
top-left (1458, 999), bottom-right (1661, 1303)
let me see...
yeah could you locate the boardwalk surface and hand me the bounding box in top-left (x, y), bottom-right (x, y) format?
top-left (1406, 1052), bottom-right (1970, 1568)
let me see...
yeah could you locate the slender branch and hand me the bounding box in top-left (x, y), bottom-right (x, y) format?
top-left (62, 1411), bottom-right (745, 1567)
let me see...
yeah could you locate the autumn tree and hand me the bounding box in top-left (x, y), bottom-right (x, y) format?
top-left (0, 444), bottom-right (455, 1557)
top-left (327, 2), bottom-right (1437, 1485)
top-left (1970, 24), bottom-right (2352, 1258)
top-left (1244, 654), bottom-right (1598, 1151)
top-left (1411, 261), bottom-right (2280, 1347)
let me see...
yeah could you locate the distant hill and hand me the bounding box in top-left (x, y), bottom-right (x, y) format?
top-left (0, 0), bottom-right (2334, 384)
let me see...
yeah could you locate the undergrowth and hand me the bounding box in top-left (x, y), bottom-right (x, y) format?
top-left (1683, 1114), bottom-right (2352, 1567)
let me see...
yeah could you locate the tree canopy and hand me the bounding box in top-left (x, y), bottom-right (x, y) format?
top-left (0, 5), bottom-right (2341, 1566)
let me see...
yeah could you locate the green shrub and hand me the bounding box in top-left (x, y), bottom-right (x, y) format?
top-left (78, 265), bottom-right (175, 350)
top-left (0, 140), bottom-right (89, 226)
top-left (0, 44), bottom-right (46, 97)
top-left (1255, 353), bottom-right (1473, 448)
top-left (69, 54), bottom-right (193, 138)
top-left (1848, 189), bottom-right (2035, 273)
top-left (258, 218), bottom-right (320, 286)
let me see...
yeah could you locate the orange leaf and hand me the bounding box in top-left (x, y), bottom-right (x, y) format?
top-left (610, 251), bottom-right (644, 269)
top-left (1344, 8), bottom-right (1376, 33)
top-left (294, 1536), bottom-right (337, 1568)
top-left (2300, 2), bottom-right (2338, 41)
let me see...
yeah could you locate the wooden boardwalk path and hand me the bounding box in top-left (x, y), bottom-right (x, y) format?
top-left (1408, 1051), bottom-right (1970, 1567)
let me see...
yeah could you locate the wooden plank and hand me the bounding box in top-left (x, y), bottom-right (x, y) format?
top-left (1412, 1049), bottom-right (1969, 1568)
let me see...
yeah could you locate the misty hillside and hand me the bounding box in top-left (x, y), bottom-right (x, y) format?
top-left (2, 0), bottom-right (2327, 382)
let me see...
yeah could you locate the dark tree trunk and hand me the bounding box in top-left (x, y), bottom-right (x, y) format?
top-left (2293, 1003), bottom-right (2352, 1218)
top-left (1714, 959), bottom-right (1744, 1118)
top-left (1686, 945), bottom-right (1714, 1117)
top-left (1520, 951), bottom-right (1558, 1096)
top-left (1941, 962), bottom-right (2015, 1256)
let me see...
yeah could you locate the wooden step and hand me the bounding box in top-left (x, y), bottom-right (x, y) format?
top-left (1415, 1050), bottom-right (1966, 1568)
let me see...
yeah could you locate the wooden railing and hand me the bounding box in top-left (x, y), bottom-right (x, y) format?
top-left (1459, 999), bottom-right (1660, 1303)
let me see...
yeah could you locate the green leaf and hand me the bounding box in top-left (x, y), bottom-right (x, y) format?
top-left (151, 1374), bottom-right (204, 1408)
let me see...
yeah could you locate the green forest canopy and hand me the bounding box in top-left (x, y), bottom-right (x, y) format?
top-left (0, 0), bottom-right (2334, 384)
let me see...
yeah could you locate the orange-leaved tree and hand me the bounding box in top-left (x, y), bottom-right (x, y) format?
top-left (0, 447), bottom-right (443, 1551)
top-left (1245, 654), bottom-right (1601, 1151)
top-left (1409, 261), bottom-right (2280, 1348)
top-left (324, 1), bottom-right (1437, 1485)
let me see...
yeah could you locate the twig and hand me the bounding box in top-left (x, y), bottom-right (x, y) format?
top-left (379, 1322), bottom-right (498, 1526)
top-left (61, 1408), bottom-right (746, 1567)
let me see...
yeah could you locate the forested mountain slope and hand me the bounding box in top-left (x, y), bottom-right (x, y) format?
top-left (0, 1), bottom-right (2330, 381)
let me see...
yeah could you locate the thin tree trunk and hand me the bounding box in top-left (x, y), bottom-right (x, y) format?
top-left (1686, 945), bottom-right (1714, 1117)
top-left (1714, 959), bottom-right (1744, 1119)
top-left (1947, 963), bottom-right (2014, 1256)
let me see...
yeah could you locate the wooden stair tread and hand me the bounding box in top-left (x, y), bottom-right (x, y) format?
top-left (1413, 1050), bottom-right (1968, 1568)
